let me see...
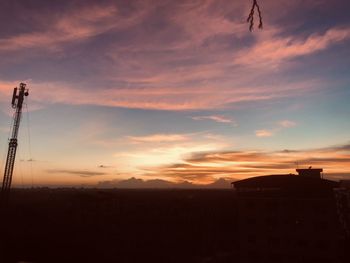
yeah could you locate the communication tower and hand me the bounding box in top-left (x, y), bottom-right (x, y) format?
top-left (1, 83), bottom-right (29, 199)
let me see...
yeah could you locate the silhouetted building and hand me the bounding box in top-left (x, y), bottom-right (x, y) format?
top-left (335, 181), bottom-right (350, 238)
top-left (232, 169), bottom-right (343, 263)
top-left (296, 168), bottom-right (323, 178)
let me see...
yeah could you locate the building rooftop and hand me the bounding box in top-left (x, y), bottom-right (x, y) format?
top-left (296, 168), bottom-right (323, 178)
top-left (232, 172), bottom-right (339, 192)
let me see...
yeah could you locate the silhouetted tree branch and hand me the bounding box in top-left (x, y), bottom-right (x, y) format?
top-left (247, 0), bottom-right (263, 31)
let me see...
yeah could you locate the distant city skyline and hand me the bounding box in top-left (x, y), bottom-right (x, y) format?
top-left (0, 0), bottom-right (350, 187)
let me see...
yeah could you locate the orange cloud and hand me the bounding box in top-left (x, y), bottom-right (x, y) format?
top-left (141, 143), bottom-right (350, 183)
top-left (127, 134), bottom-right (190, 143)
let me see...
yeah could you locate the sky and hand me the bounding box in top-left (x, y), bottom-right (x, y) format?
top-left (0, 0), bottom-right (350, 187)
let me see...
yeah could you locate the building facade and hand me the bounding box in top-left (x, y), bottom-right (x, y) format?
top-left (233, 169), bottom-right (344, 263)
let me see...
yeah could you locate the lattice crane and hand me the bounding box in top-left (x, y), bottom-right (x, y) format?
top-left (1, 83), bottom-right (29, 197)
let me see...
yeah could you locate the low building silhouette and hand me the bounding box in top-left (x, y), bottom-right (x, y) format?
top-left (335, 181), bottom-right (350, 240)
top-left (232, 168), bottom-right (345, 263)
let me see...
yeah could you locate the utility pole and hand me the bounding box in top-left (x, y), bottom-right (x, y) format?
top-left (1, 83), bottom-right (29, 200)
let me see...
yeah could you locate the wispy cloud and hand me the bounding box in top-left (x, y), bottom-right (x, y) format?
top-left (113, 132), bottom-right (230, 177)
top-left (127, 134), bottom-right (190, 143)
top-left (97, 165), bottom-right (114, 169)
top-left (255, 129), bottom-right (274, 137)
top-left (0, 4), bottom-right (149, 52)
top-left (279, 120), bottom-right (297, 128)
top-left (20, 159), bottom-right (36, 162)
top-left (0, 80), bottom-right (19, 96)
top-left (191, 115), bottom-right (235, 124)
top-left (13, 77), bottom-right (324, 111)
top-left (1, 2), bottom-right (344, 111)
top-left (235, 27), bottom-right (350, 67)
top-left (142, 142), bottom-right (350, 183)
top-left (255, 120), bottom-right (297, 137)
top-left (47, 169), bottom-right (107, 177)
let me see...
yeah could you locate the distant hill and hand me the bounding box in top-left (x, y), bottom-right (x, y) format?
top-left (205, 178), bottom-right (232, 189)
top-left (97, 177), bottom-right (233, 189)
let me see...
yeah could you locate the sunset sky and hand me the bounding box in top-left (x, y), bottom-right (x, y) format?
top-left (0, 0), bottom-right (350, 187)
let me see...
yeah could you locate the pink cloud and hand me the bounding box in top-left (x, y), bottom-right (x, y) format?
top-left (255, 129), bottom-right (274, 137)
top-left (191, 115), bottom-right (234, 124)
top-left (1, 2), bottom-right (346, 111)
top-left (17, 77), bottom-right (324, 111)
top-left (235, 27), bottom-right (350, 66)
top-left (169, 0), bottom-right (246, 49)
top-left (279, 120), bottom-right (297, 128)
top-left (0, 4), bottom-right (147, 51)
top-left (254, 120), bottom-right (297, 138)
top-left (0, 80), bottom-right (19, 94)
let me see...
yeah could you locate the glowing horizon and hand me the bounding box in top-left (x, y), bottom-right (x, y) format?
top-left (0, 0), bottom-right (350, 187)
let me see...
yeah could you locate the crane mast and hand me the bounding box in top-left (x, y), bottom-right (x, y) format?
top-left (1, 83), bottom-right (29, 197)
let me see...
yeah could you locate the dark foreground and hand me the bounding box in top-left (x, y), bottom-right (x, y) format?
top-left (0, 189), bottom-right (238, 263)
top-left (1, 188), bottom-right (349, 263)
